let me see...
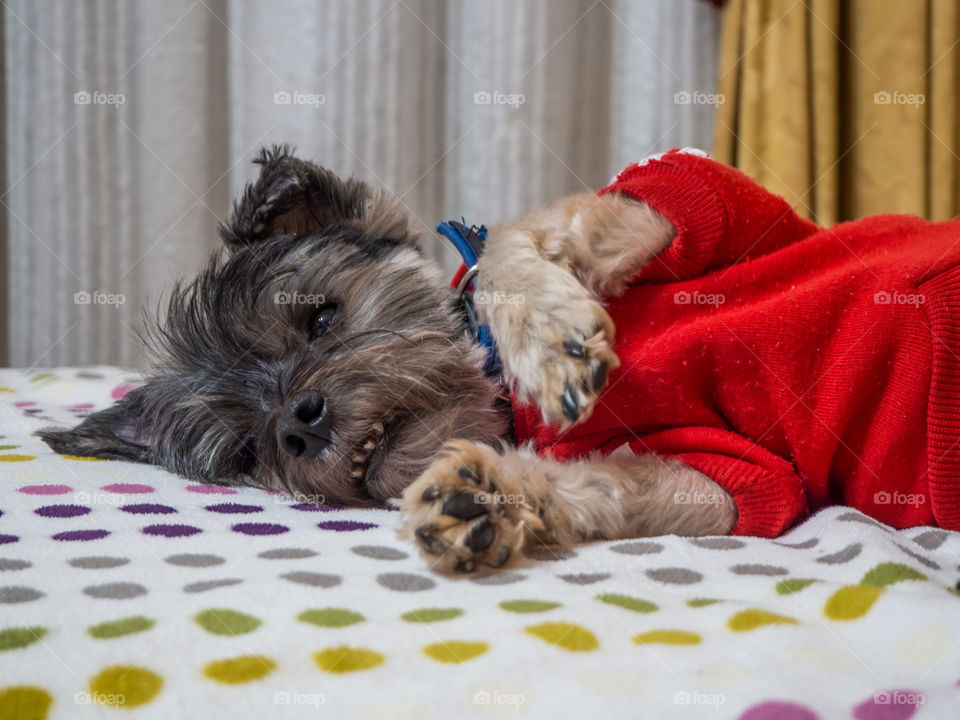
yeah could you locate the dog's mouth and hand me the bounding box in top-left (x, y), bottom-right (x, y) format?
top-left (349, 421), bottom-right (387, 483)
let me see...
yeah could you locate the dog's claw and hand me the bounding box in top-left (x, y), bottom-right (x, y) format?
top-left (457, 465), bottom-right (481, 485)
top-left (563, 339), bottom-right (585, 358)
top-left (592, 361), bottom-right (609, 391)
top-left (561, 385), bottom-right (579, 422)
top-left (421, 486), bottom-right (440, 502)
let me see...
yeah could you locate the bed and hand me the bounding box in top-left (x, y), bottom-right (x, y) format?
top-left (1, 366), bottom-right (958, 719)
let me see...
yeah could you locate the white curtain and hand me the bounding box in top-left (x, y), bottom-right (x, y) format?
top-left (3, 0), bottom-right (721, 367)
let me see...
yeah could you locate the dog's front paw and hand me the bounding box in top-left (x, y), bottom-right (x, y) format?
top-left (398, 440), bottom-right (541, 574)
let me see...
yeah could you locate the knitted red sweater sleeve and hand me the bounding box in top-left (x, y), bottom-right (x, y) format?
top-left (628, 427), bottom-right (809, 537)
top-left (598, 149), bottom-right (820, 283)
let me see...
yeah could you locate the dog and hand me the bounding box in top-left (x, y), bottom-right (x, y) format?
top-left (40, 145), bottom-right (959, 574)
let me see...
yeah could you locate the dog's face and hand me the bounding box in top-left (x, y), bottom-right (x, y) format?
top-left (39, 147), bottom-right (507, 505)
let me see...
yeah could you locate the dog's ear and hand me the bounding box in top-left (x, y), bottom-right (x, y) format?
top-left (36, 388), bottom-right (154, 464)
top-left (219, 145), bottom-right (388, 248)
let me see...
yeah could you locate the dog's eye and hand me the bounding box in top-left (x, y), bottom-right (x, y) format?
top-left (308, 302), bottom-right (339, 338)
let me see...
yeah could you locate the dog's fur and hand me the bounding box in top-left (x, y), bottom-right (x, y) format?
top-left (39, 147), bottom-right (736, 574)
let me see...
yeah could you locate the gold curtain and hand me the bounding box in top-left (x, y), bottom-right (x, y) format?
top-left (714, 0), bottom-right (960, 226)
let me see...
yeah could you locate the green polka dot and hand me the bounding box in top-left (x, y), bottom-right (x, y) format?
top-left (401, 608), bottom-right (463, 623)
top-left (88, 616), bottom-right (155, 639)
top-left (203, 655), bottom-right (276, 684)
top-left (0, 686), bottom-right (52, 720)
top-left (776, 579), bottom-right (818, 595)
top-left (314, 647), bottom-right (384, 673)
top-left (861, 562), bottom-right (927, 587)
top-left (596, 593), bottom-right (658, 613)
top-left (687, 598), bottom-right (721, 608)
top-left (0, 454), bottom-right (35, 462)
top-left (727, 609), bottom-right (799, 632)
top-left (89, 665), bottom-right (163, 708)
top-left (195, 609), bottom-right (261, 636)
top-left (62, 455), bottom-right (104, 462)
top-left (298, 608), bottom-right (365, 627)
top-left (0, 626), bottom-right (47, 652)
top-left (422, 641), bottom-right (489, 663)
top-left (0, 444), bottom-right (18, 450)
top-left (499, 599), bottom-right (562, 613)
top-left (824, 585), bottom-right (883, 620)
top-left (30, 373), bottom-right (54, 383)
top-left (633, 629), bottom-right (702, 645)
top-left (525, 622), bottom-right (599, 652)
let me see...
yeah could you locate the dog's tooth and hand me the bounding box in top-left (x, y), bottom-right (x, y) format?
top-left (372, 422), bottom-right (384, 435)
top-left (352, 452), bottom-right (366, 463)
top-left (363, 439), bottom-right (376, 451)
top-left (351, 467), bottom-right (364, 479)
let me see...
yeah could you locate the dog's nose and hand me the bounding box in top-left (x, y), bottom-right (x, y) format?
top-left (278, 390), bottom-right (332, 459)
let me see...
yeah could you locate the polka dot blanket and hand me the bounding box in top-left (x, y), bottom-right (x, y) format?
top-left (1, 368), bottom-right (959, 719)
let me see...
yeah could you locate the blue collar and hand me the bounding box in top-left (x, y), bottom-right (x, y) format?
top-left (436, 219), bottom-right (503, 382)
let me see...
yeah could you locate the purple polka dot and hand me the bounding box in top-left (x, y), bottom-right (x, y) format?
top-left (0, 534), bottom-right (19, 545)
top-left (853, 691), bottom-right (925, 720)
top-left (120, 503), bottom-right (177, 515)
top-left (52, 529), bottom-right (110, 542)
top-left (142, 524), bottom-right (202, 538)
top-left (232, 523), bottom-right (289, 536)
top-left (185, 484), bottom-right (237, 495)
top-left (13, 401), bottom-right (36, 407)
top-left (739, 702), bottom-right (820, 720)
top-left (111, 384), bottom-right (137, 400)
top-left (290, 503), bottom-right (338, 512)
top-left (67, 403), bottom-right (94, 409)
top-left (19, 484), bottom-right (72, 495)
top-left (205, 503), bottom-right (263, 514)
top-left (101, 483), bottom-right (154, 494)
top-left (35, 504), bottom-right (91, 518)
top-left (318, 521), bottom-right (377, 532)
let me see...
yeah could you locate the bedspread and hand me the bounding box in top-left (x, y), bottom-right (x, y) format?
top-left (1, 367), bottom-right (959, 719)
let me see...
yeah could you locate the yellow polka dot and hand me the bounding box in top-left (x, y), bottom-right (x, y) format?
top-left (0, 387), bottom-right (14, 393)
top-left (525, 622), bottom-right (599, 652)
top-left (314, 647), bottom-right (384, 673)
top-left (633, 629), bottom-right (702, 645)
top-left (0, 455), bottom-right (35, 463)
top-left (0, 686), bottom-right (52, 720)
top-left (423, 641), bottom-right (489, 663)
top-left (89, 665), bottom-right (163, 708)
top-left (203, 655), bottom-right (276, 684)
top-left (727, 609), bottom-right (799, 632)
top-left (823, 585), bottom-right (883, 621)
top-left (62, 454), bottom-right (104, 462)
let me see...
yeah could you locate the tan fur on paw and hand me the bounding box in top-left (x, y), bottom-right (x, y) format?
top-left (398, 440), bottom-right (542, 574)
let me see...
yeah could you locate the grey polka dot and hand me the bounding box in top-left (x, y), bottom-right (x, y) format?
top-left (74, 370), bottom-right (105, 379)
top-left (184, 579), bottom-right (243, 593)
top-left (837, 512), bottom-right (891, 531)
top-left (0, 586), bottom-right (43, 603)
top-left (0, 559), bottom-right (31, 572)
top-left (259, 548), bottom-right (318, 560)
top-left (646, 567), bottom-right (703, 584)
top-left (377, 572), bottom-right (434, 592)
top-left (282, 572), bottom-right (341, 588)
top-left (83, 582), bottom-right (147, 599)
top-left (559, 573), bottom-right (610, 585)
top-left (691, 538), bottom-right (745, 550)
top-left (912, 530), bottom-right (948, 550)
top-left (731, 564), bottom-right (788, 576)
top-left (816, 543), bottom-right (862, 565)
top-left (611, 541), bottom-right (664, 555)
top-left (525, 547), bottom-right (577, 562)
top-left (352, 545), bottom-right (408, 561)
top-left (69, 556), bottom-right (130, 569)
top-left (895, 544), bottom-right (940, 570)
top-left (775, 538), bottom-right (819, 549)
top-left (469, 572), bottom-right (525, 586)
top-left (165, 553), bottom-right (225, 567)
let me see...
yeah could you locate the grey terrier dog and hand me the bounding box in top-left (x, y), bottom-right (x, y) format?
top-left (39, 147), bottom-right (736, 574)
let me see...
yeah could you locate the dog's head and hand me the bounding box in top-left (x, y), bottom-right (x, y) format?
top-left (38, 146), bottom-right (506, 505)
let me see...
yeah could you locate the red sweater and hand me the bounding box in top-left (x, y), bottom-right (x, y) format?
top-left (512, 149), bottom-right (960, 537)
